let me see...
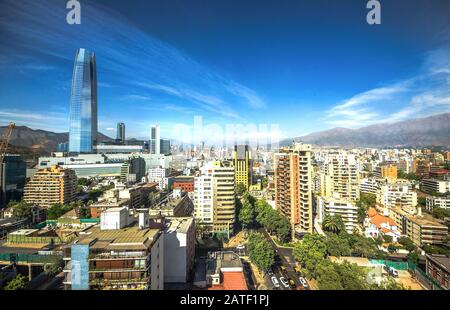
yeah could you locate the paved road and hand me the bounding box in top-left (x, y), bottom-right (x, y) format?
top-left (259, 228), bottom-right (310, 290)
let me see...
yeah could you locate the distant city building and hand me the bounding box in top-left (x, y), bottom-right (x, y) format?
top-left (274, 143), bottom-right (313, 234)
top-left (69, 48), bottom-right (98, 154)
top-left (1, 154), bottom-right (26, 207)
top-left (232, 145), bottom-right (252, 189)
top-left (94, 144), bottom-right (144, 154)
top-left (24, 165), bottom-right (77, 208)
top-left (149, 190), bottom-right (194, 217)
top-left (116, 122), bottom-right (125, 144)
top-left (421, 179), bottom-right (450, 194)
top-left (160, 139), bottom-right (171, 156)
top-left (57, 142), bottom-right (69, 153)
top-left (150, 124), bottom-right (160, 155)
top-left (172, 176), bottom-right (195, 193)
top-left (120, 157), bottom-right (146, 183)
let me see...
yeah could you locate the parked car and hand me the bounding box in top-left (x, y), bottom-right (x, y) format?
top-left (388, 267), bottom-right (399, 277)
top-left (271, 276), bottom-right (280, 288)
top-left (299, 277), bottom-right (308, 288)
top-left (279, 277), bottom-right (290, 288)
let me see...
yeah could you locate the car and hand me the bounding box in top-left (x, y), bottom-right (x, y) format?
top-left (279, 277), bottom-right (290, 288)
top-left (236, 244), bottom-right (245, 250)
top-left (299, 277), bottom-right (308, 288)
top-left (388, 267), bottom-right (399, 277)
top-left (271, 276), bottom-right (280, 288)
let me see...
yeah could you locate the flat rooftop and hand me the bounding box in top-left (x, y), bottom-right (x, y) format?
top-left (76, 224), bottom-right (160, 251)
top-left (427, 255), bottom-right (450, 271)
top-left (164, 217), bottom-right (194, 234)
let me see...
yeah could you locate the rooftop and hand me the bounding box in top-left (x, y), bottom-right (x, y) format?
top-left (75, 224), bottom-right (160, 251)
top-left (164, 217), bottom-right (194, 234)
top-left (427, 255), bottom-right (450, 271)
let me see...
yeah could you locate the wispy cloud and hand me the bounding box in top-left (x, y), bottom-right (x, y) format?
top-left (325, 45), bottom-right (450, 128)
top-left (0, 109), bottom-right (68, 132)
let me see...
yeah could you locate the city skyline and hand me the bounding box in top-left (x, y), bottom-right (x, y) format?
top-left (0, 0), bottom-right (449, 142)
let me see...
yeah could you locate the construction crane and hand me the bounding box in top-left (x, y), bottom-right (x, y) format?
top-left (0, 122), bottom-right (15, 210)
top-left (0, 122), bottom-right (15, 162)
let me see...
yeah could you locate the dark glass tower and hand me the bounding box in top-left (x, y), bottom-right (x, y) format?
top-left (69, 48), bottom-right (98, 153)
top-left (116, 122), bottom-right (125, 144)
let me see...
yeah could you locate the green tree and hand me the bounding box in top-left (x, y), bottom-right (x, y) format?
top-left (293, 234), bottom-right (327, 278)
top-left (398, 237), bottom-right (417, 252)
top-left (10, 201), bottom-right (33, 219)
top-left (238, 201), bottom-right (255, 229)
top-left (247, 232), bottom-right (275, 271)
top-left (322, 215), bottom-right (346, 235)
top-left (382, 234), bottom-right (393, 244)
top-left (4, 274), bottom-right (27, 290)
top-left (387, 245), bottom-right (398, 253)
top-left (47, 203), bottom-right (73, 220)
top-left (235, 183), bottom-right (247, 196)
top-left (275, 216), bottom-right (291, 242)
top-left (325, 233), bottom-right (351, 257)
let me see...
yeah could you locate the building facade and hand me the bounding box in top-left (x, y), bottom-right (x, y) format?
top-left (150, 125), bottom-right (161, 155)
top-left (232, 145), bottom-right (252, 189)
top-left (274, 143), bottom-right (313, 233)
top-left (1, 154), bottom-right (26, 207)
top-left (24, 165), bottom-right (77, 208)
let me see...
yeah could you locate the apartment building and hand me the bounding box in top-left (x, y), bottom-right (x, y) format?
top-left (378, 181), bottom-right (417, 209)
top-left (425, 254), bottom-right (450, 290)
top-left (319, 151), bottom-right (360, 202)
top-left (426, 195), bottom-right (450, 211)
top-left (421, 179), bottom-right (450, 194)
top-left (391, 206), bottom-right (448, 247)
top-left (359, 177), bottom-right (381, 195)
top-left (274, 143), bottom-right (313, 233)
top-left (63, 207), bottom-right (164, 290)
top-left (375, 164), bottom-right (397, 183)
top-left (317, 196), bottom-right (358, 234)
top-left (23, 165), bottom-right (77, 208)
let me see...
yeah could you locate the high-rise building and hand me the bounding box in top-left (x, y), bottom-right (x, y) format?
top-left (160, 139), bottom-right (171, 155)
top-left (232, 145), bottom-right (252, 189)
top-left (116, 122), bottom-right (125, 144)
top-left (274, 143), bottom-right (313, 234)
top-left (150, 125), bottom-right (160, 155)
top-left (317, 196), bottom-right (358, 234)
top-left (319, 151), bottom-right (360, 202)
top-left (193, 161), bottom-right (235, 235)
top-left (24, 165), bottom-right (77, 208)
top-left (1, 155), bottom-right (27, 208)
top-left (69, 48), bottom-right (98, 154)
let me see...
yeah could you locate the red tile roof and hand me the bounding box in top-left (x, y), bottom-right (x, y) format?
top-left (370, 214), bottom-right (397, 228)
top-left (208, 272), bottom-right (248, 290)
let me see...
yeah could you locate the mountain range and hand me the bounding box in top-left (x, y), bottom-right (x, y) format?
top-left (1, 112), bottom-right (449, 159)
top-left (280, 112), bottom-right (450, 148)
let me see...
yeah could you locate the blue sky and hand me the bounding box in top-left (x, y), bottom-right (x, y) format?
top-left (0, 0), bottom-right (449, 142)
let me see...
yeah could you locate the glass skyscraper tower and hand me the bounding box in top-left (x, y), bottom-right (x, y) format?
top-left (69, 48), bottom-right (98, 153)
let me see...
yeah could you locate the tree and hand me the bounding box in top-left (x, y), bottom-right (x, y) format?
top-left (406, 250), bottom-right (419, 265)
top-left (247, 232), bottom-right (275, 271)
top-left (4, 274), bottom-right (27, 290)
top-left (432, 207), bottom-right (450, 220)
top-left (382, 235), bottom-right (393, 244)
top-left (325, 233), bottom-right (351, 257)
top-left (10, 201), bottom-right (33, 219)
top-left (417, 197), bottom-right (426, 207)
top-left (387, 245), bottom-right (398, 254)
top-left (398, 237), bottom-right (417, 252)
top-left (275, 216), bottom-right (291, 242)
top-left (235, 183), bottom-right (247, 196)
top-left (238, 201), bottom-right (255, 229)
top-left (293, 234), bottom-right (327, 278)
top-left (47, 203), bottom-right (73, 220)
top-left (322, 215), bottom-right (346, 235)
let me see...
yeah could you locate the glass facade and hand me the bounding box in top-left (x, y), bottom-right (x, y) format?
top-left (1, 155), bottom-right (27, 207)
top-left (69, 48), bottom-right (98, 153)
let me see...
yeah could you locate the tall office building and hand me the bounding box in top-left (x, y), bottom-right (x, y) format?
top-left (160, 139), bottom-right (171, 156)
top-left (150, 125), bottom-right (160, 155)
top-left (194, 161), bottom-right (235, 235)
top-left (1, 155), bottom-right (27, 208)
top-left (69, 48), bottom-right (98, 154)
top-left (274, 143), bottom-right (313, 234)
top-left (232, 145), bottom-right (252, 189)
top-left (116, 122), bottom-right (125, 144)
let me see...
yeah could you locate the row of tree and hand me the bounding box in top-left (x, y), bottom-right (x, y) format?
top-left (247, 232), bottom-right (275, 272)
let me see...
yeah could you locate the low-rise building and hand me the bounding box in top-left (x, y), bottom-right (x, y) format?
top-left (172, 176), bottom-right (195, 193)
top-left (149, 190), bottom-right (194, 217)
top-left (425, 254), bottom-right (450, 290)
top-left (364, 207), bottom-right (400, 242)
top-left (391, 206), bottom-right (448, 247)
top-left (62, 208), bottom-right (164, 290)
top-left (163, 217), bottom-right (195, 284)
